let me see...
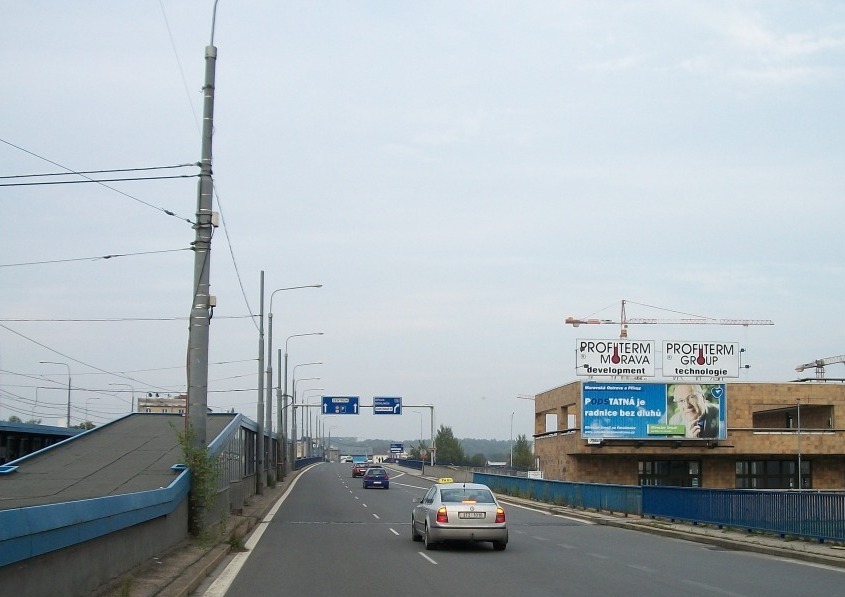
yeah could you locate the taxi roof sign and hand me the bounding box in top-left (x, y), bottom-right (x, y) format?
top-left (437, 477), bottom-right (454, 484)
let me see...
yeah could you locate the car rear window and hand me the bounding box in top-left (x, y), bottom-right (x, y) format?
top-left (439, 488), bottom-right (495, 504)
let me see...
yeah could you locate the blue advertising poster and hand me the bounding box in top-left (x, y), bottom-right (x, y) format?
top-left (582, 381), bottom-right (726, 440)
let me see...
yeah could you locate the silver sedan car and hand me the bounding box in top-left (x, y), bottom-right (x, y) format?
top-left (411, 482), bottom-right (508, 551)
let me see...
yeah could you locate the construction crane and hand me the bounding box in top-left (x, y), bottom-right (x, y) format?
top-left (565, 299), bottom-right (774, 339)
top-left (795, 355), bottom-right (845, 379)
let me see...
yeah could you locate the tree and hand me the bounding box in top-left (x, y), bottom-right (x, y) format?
top-left (468, 453), bottom-right (486, 467)
top-left (408, 440), bottom-right (428, 460)
top-left (434, 425), bottom-right (464, 465)
top-left (511, 434), bottom-right (534, 470)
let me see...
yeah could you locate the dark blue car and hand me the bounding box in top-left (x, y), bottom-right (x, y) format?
top-left (363, 467), bottom-right (390, 489)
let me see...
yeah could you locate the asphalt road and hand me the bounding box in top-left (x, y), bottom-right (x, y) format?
top-left (198, 463), bottom-right (845, 597)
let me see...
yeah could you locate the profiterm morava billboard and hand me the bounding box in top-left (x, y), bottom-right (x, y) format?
top-left (582, 381), bottom-right (726, 440)
top-left (576, 339), bottom-right (656, 377)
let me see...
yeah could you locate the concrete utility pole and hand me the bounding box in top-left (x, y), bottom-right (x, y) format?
top-left (186, 24), bottom-right (219, 451)
top-left (257, 272), bottom-right (265, 493)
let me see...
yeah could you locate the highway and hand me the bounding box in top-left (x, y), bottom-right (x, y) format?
top-left (200, 463), bottom-right (845, 597)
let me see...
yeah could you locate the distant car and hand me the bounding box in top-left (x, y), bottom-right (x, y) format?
top-left (342, 456), bottom-right (353, 463)
top-left (362, 467), bottom-right (390, 489)
top-left (352, 463), bottom-right (368, 477)
top-left (411, 482), bottom-right (507, 551)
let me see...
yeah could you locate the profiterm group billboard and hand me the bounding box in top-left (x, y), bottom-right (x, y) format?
top-left (582, 381), bottom-right (726, 440)
top-left (662, 341), bottom-right (740, 378)
top-left (576, 339), bottom-right (656, 377)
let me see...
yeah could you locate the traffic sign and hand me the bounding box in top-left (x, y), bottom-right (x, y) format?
top-left (322, 396), bottom-right (360, 415)
top-left (373, 396), bottom-right (402, 415)
top-left (390, 442), bottom-right (403, 453)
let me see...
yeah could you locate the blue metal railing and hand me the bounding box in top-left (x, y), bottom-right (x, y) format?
top-left (474, 472), bottom-right (845, 543)
top-left (475, 473), bottom-right (642, 515)
top-left (642, 486), bottom-right (845, 543)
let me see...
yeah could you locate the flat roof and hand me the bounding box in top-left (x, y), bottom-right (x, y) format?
top-left (0, 413), bottom-right (235, 511)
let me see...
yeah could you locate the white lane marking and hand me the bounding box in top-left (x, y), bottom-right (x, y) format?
top-left (389, 528), bottom-right (399, 536)
top-left (202, 462), bottom-right (318, 597)
top-left (373, 513), bottom-right (380, 519)
top-left (628, 564), bottom-right (656, 573)
top-left (418, 552), bottom-right (438, 565)
top-left (681, 578), bottom-right (746, 596)
top-left (533, 536), bottom-right (549, 541)
top-left (500, 500), bottom-right (594, 524)
top-left (362, 503), bottom-right (368, 508)
top-left (587, 552), bottom-right (610, 560)
top-left (557, 543), bottom-right (575, 549)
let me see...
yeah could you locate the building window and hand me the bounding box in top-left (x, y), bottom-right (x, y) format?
top-left (638, 460), bottom-right (701, 487)
top-left (735, 460), bottom-right (811, 489)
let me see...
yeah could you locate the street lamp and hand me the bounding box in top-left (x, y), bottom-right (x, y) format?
top-left (411, 409), bottom-right (423, 451)
top-left (510, 411), bottom-right (515, 468)
top-left (266, 285), bottom-right (321, 476)
top-left (328, 425), bottom-right (340, 462)
top-left (85, 397), bottom-right (100, 425)
top-left (284, 334), bottom-right (323, 469)
top-left (110, 383), bottom-right (136, 413)
top-left (302, 387), bottom-right (324, 457)
top-left (292, 376), bottom-right (320, 460)
top-left (40, 361), bottom-right (71, 428)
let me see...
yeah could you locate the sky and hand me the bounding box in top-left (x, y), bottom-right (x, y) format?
top-left (2, 2), bottom-right (844, 443)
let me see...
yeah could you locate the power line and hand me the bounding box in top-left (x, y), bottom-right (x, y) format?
top-left (0, 247), bottom-right (192, 268)
top-left (0, 173), bottom-right (198, 187)
top-left (0, 163), bottom-right (197, 180)
top-left (0, 315), bottom-right (253, 322)
top-left (0, 137), bottom-right (195, 223)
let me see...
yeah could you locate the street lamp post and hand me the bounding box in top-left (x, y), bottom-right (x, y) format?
top-left (266, 285), bottom-right (321, 480)
top-left (109, 383), bottom-right (136, 413)
top-left (284, 334), bottom-right (323, 471)
top-left (328, 425), bottom-right (339, 462)
top-left (302, 387), bottom-right (324, 457)
top-left (41, 361), bottom-right (71, 428)
top-left (292, 376), bottom-right (320, 461)
top-left (510, 411), bottom-right (515, 468)
top-left (85, 397), bottom-right (100, 425)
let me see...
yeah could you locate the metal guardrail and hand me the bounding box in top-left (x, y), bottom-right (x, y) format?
top-left (475, 473), bottom-right (845, 543)
top-left (642, 486), bottom-right (845, 543)
top-left (475, 473), bottom-right (642, 515)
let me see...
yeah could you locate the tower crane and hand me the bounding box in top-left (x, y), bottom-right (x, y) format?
top-left (565, 300), bottom-right (774, 339)
top-left (795, 355), bottom-right (845, 379)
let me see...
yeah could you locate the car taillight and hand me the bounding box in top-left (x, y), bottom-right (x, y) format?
top-left (436, 506), bottom-right (449, 523)
top-left (495, 507), bottom-right (505, 523)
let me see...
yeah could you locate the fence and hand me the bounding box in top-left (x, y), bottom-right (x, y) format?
top-left (474, 473), bottom-right (845, 543)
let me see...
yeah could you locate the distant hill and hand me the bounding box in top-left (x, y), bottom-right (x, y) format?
top-left (329, 436), bottom-right (525, 463)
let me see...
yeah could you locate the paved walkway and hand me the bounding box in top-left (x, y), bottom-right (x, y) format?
top-left (94, 464), bottom-right (845, 596)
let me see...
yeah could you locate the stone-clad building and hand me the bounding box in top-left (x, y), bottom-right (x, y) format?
top-left (534, 380), bottom-right (845, 489)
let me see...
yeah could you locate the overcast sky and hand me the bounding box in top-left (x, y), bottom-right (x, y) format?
top-left (2, 2), bottom-right (843, 442)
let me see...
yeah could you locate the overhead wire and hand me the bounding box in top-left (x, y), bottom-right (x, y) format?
top-left (0, 247), bottom-right (192, 268)
top-left (0, 137), bottom-right (195, 223)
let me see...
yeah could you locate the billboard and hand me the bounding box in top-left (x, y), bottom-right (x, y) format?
top-left (576, 339), bottom-right (656, 377)
top-left (662, 341), bottom-right (740, 378)
top-left (581, 381), bottom-right (726, 440)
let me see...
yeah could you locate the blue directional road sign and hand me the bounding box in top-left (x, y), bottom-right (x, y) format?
top-left (322, 396), bottom-right (360, 415)
top-left (373, 396), bottom-right (402, 415)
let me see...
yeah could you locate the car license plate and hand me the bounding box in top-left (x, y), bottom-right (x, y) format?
top-left (372, 481), bottom-right (382, 485)
top-left (458, 511), bottom-right (485, 519)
